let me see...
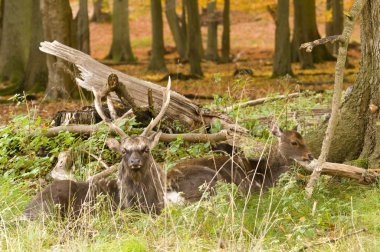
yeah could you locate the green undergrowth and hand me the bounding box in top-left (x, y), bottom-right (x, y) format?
top-left (1, 90), bottom-right (379, 251)
top-left (1, 174), bottom-right (379, 251)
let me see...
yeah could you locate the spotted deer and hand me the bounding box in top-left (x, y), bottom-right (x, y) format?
top-left (23, 78), bottom-right (172, 219)
top-left (167, 124), bottom-right (313, 201)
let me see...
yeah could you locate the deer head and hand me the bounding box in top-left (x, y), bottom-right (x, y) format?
top-left (271, 124), bottom-right (313, 162)
top-left (105, 77), bottom-right (171, 176)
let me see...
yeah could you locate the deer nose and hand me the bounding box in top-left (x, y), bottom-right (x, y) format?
top-left (128, 158), bottom-right (142, 168)
top-left (308, 153), bottom-right (313, 160)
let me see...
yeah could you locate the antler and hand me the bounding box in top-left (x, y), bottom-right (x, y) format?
top-left (141, 77), bottom-right (171, 136)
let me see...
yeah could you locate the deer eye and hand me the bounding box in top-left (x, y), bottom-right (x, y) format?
top-left (291, 141), bottom-right (298, 146)
top-left (144, 147), bottom-right (150, 153)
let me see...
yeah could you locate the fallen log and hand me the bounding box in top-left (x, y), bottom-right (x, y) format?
top-left (39, 41), bottom-right (247, 134)
top-left (296, 160), bottom-right (380, 184)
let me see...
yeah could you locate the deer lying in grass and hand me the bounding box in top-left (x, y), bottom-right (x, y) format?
top-left (23, 78), bottom-right (171, 219)
top-left (167, 124), bottom-right (313, 201)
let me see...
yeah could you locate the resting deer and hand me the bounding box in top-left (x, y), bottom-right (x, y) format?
top-left (167, 124), bottom-right (313, 201)
top-left (23, 78), bottom-right (171, 219)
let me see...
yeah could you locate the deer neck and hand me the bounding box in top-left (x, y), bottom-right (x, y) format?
top-left (267, 143), bottom-right (291, 168)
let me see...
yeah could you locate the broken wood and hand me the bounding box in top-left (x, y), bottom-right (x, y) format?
top-left (43, 124), bottom-right (229, 143)
top-left (50, 151), bottom-right (76, 181)
top-left (297, 160), bottom-right (379, 184)
top-left (39, 41), bottom-right (244, 134)
top-left (300, 35), bottom-right (342, 53)
top-left (224, 93), bottom-right (300, 113)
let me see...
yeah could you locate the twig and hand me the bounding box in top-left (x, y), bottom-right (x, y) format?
top-left (297, 228), bottom-right (367, 251)
top-left (224, 93), bottom-right (300, 113)
top-left (300, 35), bottom-right (342, 53)
top-left (84, 151), bottom-right (110, 170)
top-left (87, 163), bottom-right (119, 182)
top-left (305, 0), bottom-right (367, 198)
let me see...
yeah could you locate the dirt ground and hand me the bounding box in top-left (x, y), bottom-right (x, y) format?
top-left (0, 0), bottom-right (360, 125)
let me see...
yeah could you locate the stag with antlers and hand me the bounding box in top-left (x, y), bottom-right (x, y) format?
top-left (22, 77), bottom-right (171, 219)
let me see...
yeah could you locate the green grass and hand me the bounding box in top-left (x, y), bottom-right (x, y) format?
top-left (1, 90), bottom-right (379, 251)
top-left (1, 175), bottom-right (380, 251)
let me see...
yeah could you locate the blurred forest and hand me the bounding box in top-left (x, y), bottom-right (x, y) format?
top-left (0, 0), bottom-right (360, 121)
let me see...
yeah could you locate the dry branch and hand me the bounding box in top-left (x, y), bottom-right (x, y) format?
top-left (303, 0), bottom-right (367, 197)
top-left (297, 160), bottom-right (379, 184)
top-left (224, 93), bottom-right (300, 113)
top-left (42, 124), bottom-right (229, 143)
top-left (300, 35), bottom-right (342, 53)
top-left (297, 228), bottom-right (367, 251)
top-left (87, 163), bottom-right (119, 182)
top-left (50, 151), bottom-right (76, 181)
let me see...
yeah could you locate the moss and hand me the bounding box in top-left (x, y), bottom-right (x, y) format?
top-left (346, 158), bottom-right (369, 169)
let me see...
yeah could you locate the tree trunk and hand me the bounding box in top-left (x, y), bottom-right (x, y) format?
top-left (91, 0), bottom-right (109, 22)
top-left (41, 0), bottom-right (77, 99)
top-left (292, 0), bottom-right (333, 69)
top-left (0, 0), bottom-right (3, 48)
top-left (148, 0), bottom-right (167, 72)
top-left (107, 0), bottom-right (135, 63)
top-left (186, 0), bottom-right (203, 76)
top-left (326, 0), bottom-right (344, 55)
top-left (76, 0), bottom-right (90, 54)
top-left (0, 0), bottom-right (31, 85)
top-left (272, 0), bottom-right (292, 77)
top-left (205, 1), bottom-right (219, 61)
top-left (165, 0), bottom-right (187, 60)
top-left (306, 1), bottom-right (380, 167)
top-left (220, 0), bottom-right (230, 63)
top-left (21, 0), bottom-right (47, 92)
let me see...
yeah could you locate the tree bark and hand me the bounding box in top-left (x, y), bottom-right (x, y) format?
top-left (21, 0), bottom-right (48, 92)
top-left (306, 1), bottom-right (380, 167)
top-left (272, 0), bottom-right (292, 77)
top-left (220, 0), bottom-right (230, 63)
top-left (292, 0), bottom-right (333, 69)
top-left (40, 0), bottom-right (77, 99)
top-left (165, 0), bottom-right (187, 60)
top-left (148, 0), bottom-right (167, 72)
top-left (107, 0), bottom-right (135, 63)
top-left (205, 1), bottom-right (219, 61)
top-left (76, 0), bottom-right (90, 54)
top-left (0, 0), bottom-right (3, 48)
top-left (0, 0), bottom-right (31, 85)
top-left (91, 0), bottom-right (109, 22)
top-left (326, 0), bottom-right (344, 55)
top-left (186, 0), bottom-right (203, 76)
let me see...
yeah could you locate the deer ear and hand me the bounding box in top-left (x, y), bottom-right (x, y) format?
top-left (271, 123), bottom-right (283, 138)
top-left (106, 138), bottom-right (121, 153)
top-left (292, 125), bottom-right (299, 132)
top-left (148, 131), bottom-right (162, 149)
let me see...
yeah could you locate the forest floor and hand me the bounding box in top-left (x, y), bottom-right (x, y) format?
top-left (0, 0), bottom-right (360, 125)
top-left (2, 1), bottom-right (379, 251)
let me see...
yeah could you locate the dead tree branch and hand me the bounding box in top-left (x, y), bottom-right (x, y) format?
top-left (224, 93), bottom-right (300, 113)
top-left (297, 228), bottom-right (367, 251)
top-left (87, 163), bottom-right (119, 182)
top-left (300, 35), bottom-right (342, 53)
top-left (297, 160), bottom-right (379, 184)
top-left (303, 0), bottom-right (367, 198)
top-left (51, 151), bottom-right (76, 181)
top-left (42, 124), bottom-right (229, 143)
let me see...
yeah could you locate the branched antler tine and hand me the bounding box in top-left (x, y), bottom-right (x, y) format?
top-left (141, 77), bottom-right (172, 136)
top-left (91, 88), bottom-right (127, 139)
